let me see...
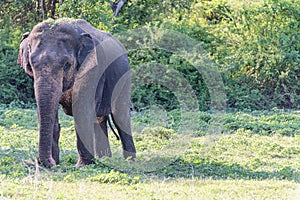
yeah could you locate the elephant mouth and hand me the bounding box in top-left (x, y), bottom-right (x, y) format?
top-left (63, 79), bottom-right (73, 92)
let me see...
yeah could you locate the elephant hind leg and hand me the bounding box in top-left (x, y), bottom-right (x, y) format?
top-left (94, 116), bottom-right (112, 158)
top-left (111, 114), bottom-right (136, 160)
top-left (110, 70), bottom-right (136, 160)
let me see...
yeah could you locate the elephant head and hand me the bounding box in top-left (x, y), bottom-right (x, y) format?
top-left (18, 20), bottom-right (96, 167)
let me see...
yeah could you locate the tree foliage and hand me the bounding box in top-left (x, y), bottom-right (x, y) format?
top-left (0, 0), bottom-right (299, 110)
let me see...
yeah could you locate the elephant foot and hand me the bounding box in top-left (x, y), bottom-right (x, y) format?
top-left (52, 155), bottom-right (60, 165)
top-left (39, 157), bottom-right (56, 168)
top-left (52, 148), bottom-right (60, 165)
top-left (123, 150), bottom-right (136, 161)
top-left (75, 158), bottom-right (95, 167)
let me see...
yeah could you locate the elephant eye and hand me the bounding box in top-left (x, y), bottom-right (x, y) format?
top-left (63, 62), bottom-right (71, 73)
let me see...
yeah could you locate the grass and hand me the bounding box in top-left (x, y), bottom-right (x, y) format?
top-left (0, 106), bottom-right (299, 199)
top-left (0, 178), bottom-right (297, 200)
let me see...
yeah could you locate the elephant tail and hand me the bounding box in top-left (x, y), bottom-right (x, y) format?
top-left (108, 116), bottom-right (120, 140)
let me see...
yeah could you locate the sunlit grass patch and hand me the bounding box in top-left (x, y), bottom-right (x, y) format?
top-left (0, 107), bottom-right (299, 199)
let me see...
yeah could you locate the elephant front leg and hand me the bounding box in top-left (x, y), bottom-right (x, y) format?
top-left (72, 92), bottom-right (97, 167)
top-left (52, 116), bottom-right (60, 164)
top-left (75, 129), bottom-right (95, 167)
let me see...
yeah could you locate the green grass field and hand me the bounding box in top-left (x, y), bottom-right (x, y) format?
top-left (0, 107), bottom-right (299, 199)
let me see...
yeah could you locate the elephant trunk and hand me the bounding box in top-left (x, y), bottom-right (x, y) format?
top-left (34, 75), bottom-right (62, 168)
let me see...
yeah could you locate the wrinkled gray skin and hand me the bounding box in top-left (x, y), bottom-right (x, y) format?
top-left (18, 19), bottom-right (136, 168)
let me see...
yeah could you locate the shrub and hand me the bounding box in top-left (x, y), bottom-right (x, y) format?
top-left (1, 0), bottom-right (300, 111)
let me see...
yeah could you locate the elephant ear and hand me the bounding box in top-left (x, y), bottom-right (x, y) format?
top-left (76, 33), bottom-right (95, 69)
top-left (18, 32), bottom-right (33, 77)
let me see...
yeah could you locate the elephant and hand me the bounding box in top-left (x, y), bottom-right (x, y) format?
top-left (17, 18), bottom-right (136, 168)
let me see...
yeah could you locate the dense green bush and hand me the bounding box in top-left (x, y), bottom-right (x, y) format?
top-left (1, 0), bottom-right (299, 111)
top-left (0, 16), bottom-right (34, 105)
